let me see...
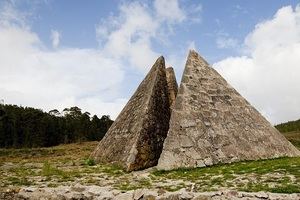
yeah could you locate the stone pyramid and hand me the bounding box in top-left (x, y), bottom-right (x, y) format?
top-left (91, 56), bottom-right (171, 171)
top-left (166, 67), bottom-right (178, 107)
top-left (157, 50), bottom-right (300, 170)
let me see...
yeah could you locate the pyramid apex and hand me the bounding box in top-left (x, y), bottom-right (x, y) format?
top-left (166, 66), bottom-right (174, 71)
top-left (156, 55), bottom-right (165, 64)
top-left (187, 49), bottom-right (199, 57)
top-left (150, 56), bottom-right (165, 71)
top-left (187, 49), bottom-right (209, 66)
top-left (189, 49), bottom-right (197, 53)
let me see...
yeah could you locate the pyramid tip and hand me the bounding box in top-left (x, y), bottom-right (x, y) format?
top-left (147, 56), bottom-right (165, 72)
top-left (166, 66), bottom-right (174, 71)
top-left (186, 49), bottom-right (209, 66)
top-left (188, 49), bottom-right (198, 56)
top-left (153, 56), bottom-right (165, 67)
top-left (157, 55), bottom-right (165, 62)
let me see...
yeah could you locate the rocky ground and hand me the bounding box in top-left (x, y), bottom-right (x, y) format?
top-left (0, 141), bottom-right (299, 200)
top-left (2, 185), bottom-right (300, 200)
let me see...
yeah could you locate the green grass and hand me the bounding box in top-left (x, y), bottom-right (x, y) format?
top-left (116, 181), bottom-right (141, 191)
top-left (6, 176), bottom-right (32, 186)
top-left (152, 157), bottom-right (300, 193)
top-left (41, 161), bottom-right (83, 181)
top-left (0, 142), bottom-right (124, 188)
top-left (84, 158), bottom-right (96, 166)
top-left (0, 148), bottom-right (59, 157)
top-left (8, 165), bottom-right (37, 177)
top-left (1, 140), bottom-right (300, 193)
top-left (114, 177), bottom-right (152, 191)
top-left (42, 161), bottom-right (65, 177)
top-left (153, 157), bottom-right (300, 179)
top-left (162, 184), bottom-right (186, 192)
top-left (99, 164), bottom-right (124, 176)
top-left (0, 141), bottom-right (98, 163)
top-left (282, 131), bottom-right (300, 148)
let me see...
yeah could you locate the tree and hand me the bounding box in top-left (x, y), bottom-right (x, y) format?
top-left (49, 109), bottom-right (60, 116)
top-left (0, 104), bottom-right (113, 148)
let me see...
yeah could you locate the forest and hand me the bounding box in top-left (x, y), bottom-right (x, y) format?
top-left (1, 102), bottom-right (299, 149)
top-left (0, 104), bottom-right (113, 148)
top-left (275, 118), bottom-right (300, 133)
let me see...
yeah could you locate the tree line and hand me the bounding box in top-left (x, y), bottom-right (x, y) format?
top-left (275, 118), bottom-right (300, 133)
top-left (0, 104), bottom-right (113, 148)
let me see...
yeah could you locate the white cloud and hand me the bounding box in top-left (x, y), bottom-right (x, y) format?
top-left (186, 3), bottom-right (202, 23)
top-left (0, 3), bottom-right (125, 119)
top-left (154, 0), bottom-right (185, 23)
top-left (0, 1), bottom-right (27, 27)
top-left (216, 37), bottom-right (239, 49)
top-left (0, 0), bottom-right (197, 119)
top-left (214, 5), bottom-right (300, 124)
top-left (50, 29), bottom-right (60, 48)
top-left (96, 0), bottom-right (199, 72)
top-left (99, 2), bottom-right (159, 71)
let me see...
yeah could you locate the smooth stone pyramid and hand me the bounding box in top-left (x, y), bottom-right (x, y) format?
top-left (157, 50), bottom-right (300, 170)
top-left (166, 67), bottom-right (178, 107)
top-left (91, 56), bottom-right (171, 171)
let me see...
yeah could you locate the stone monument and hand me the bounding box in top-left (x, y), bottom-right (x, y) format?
top-left (91, 56), bottom-right (171, 171)
top-left (157, 50), bottom-right (300, 170)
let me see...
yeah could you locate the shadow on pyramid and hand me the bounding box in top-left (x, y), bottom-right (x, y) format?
top-left (91, 56), bottom-right (176, 171)
top-left (166, 67), bottom-right (178, 108)
top-left (157, 50), bottom-right (300, 170)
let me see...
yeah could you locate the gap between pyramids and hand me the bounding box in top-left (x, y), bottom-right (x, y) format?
top-left (91, 50), bottom-right (300, 172)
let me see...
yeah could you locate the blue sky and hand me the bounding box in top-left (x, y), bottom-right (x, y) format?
top-left (0, 0), bottom-right (300, 124)
top-left (24, 0), bottom-right (298, 61)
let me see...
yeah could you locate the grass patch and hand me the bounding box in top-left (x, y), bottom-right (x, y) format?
top-left (95, 164), bottom-right (125, 176)
top-left (0, 141), bottom-right (98, 163)
top-left (42, 161), bottom-right (65, 177)
top-left (163, 184), bottom-right (185, 192)
top-left (269, 184), bottom-right (300, 193)
top-left (8, 166), bottom-right (37, 177)
top-left (84, 158), bottom-right (95, 166)
top-left (114, 177), bottom-right (152, 191)
top-left (152, 157), bottom-right (300, 193)
top-left (7, 176), bottom-right (32, 186)
top-left (114, 179), bottom-right (140, 191)
top-left (41, 161), bottom-right (82, 181)
top-left (243, 181), bottom-right (300, 193)
top-left (153, 157), bottom-right (300, 179)
top-left (47, 183), bottom-right (59, 188)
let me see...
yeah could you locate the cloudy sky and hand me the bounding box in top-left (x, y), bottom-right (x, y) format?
top-left (0, 0), bottom-right (299, 124)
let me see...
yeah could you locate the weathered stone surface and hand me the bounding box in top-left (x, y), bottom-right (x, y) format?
top-left (166, 67), bottom-right (178, 107)
top-left (91, 56), bottom-right (171, 172)
top-left (10, 187), bottom-right (300, 200)
top-left (157, 50), bottom-right (300, 170)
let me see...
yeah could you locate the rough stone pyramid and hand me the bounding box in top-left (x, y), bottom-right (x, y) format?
top-left (91, 56), bottom-right (173, 171)
top-left (92, 50), bottom-right (299, 171)
top-left (157, 50), bottom-right (300, 170)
